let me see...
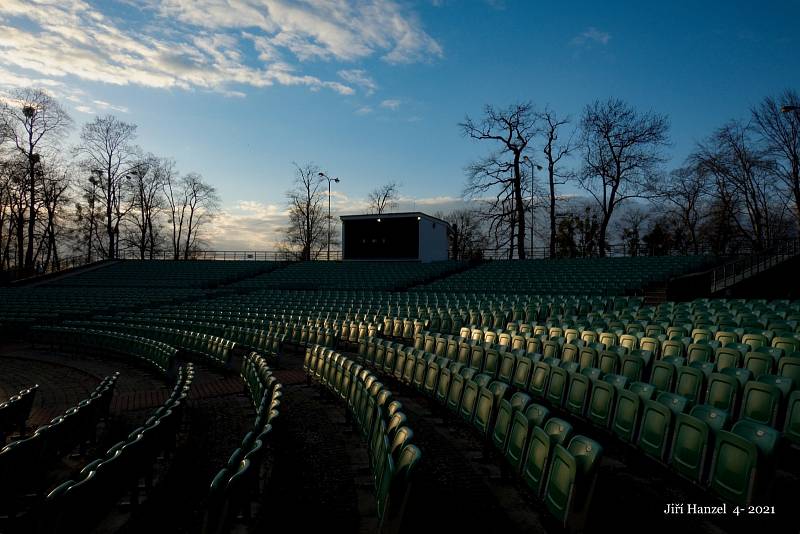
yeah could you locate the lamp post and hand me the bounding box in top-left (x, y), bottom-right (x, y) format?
top-left (523, 155), bottom-right (543, 259)
top-left (318, 172), bottom-right (340, 261)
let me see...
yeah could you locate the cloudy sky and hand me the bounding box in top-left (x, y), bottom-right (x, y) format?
top-left (1, 0), bottom-right (798, 249)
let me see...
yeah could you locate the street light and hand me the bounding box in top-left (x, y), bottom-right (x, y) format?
top-left (318, 172), bottom-right (340, 261)
top-left (523, 155), bottom-right (543, 259)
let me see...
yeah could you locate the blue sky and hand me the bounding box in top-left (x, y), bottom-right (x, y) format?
top-left (1, 0), bottom-right (798, 248)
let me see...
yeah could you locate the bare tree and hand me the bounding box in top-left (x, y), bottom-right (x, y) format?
top-left (654, 164), bottom-right (711, 254)
top-left (180, 172), bottom-right (219, 259)
top-left (436, 208), bottom-right (486, 260)
top-left (461, 103), bottom-right (539, 259)
top-left (75, 115), bottom-right (138, 259)
top-left (0, 88), bottom-right (72, 273)
top-left (281, 163), bottom-right (327, 261)
top-left (124, 154), bottom-right (167, 259)
top-left (37, 160), bottom-right (71, 270)
top-left (367, 181), bottom-right (400, 214)
top-left (751, 89), bottom-right (800, 229)
top-left (536, 107), bottom-right (576, 257)
top-left (694, 121), bottom-right (785, 251)
top-left (616, 206), bottom-right (649, 256)
top-left (578, 98), bottom-right (669, 256)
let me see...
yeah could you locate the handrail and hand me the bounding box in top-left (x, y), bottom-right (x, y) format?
top-left (710, 239), bottom-right (800, 293)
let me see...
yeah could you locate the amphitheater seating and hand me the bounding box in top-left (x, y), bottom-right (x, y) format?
top-left (304, 345), bottom-right (421, 531)
top-left (0, 374), bottom-right (117, 522)
top-left (413, 256), bottom-right (710, 295)
top-left (40, 365), bottom-right (193, 533)
top-left (202, 352), bottom-right (282, 533)
top-left (0, 384), bottom-right (38, 444)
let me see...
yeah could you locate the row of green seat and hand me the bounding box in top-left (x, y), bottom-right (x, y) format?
top-left (32, 326), bottom-right (176, 375)
top-left (63, 321), bottom-right (234, 369)
top-left (351, 338), bottom-right (602, 529)
top-left (41, 364), bottom-right (193, 533)
top-left (49, 260), bottom-right (280, 289)
top-left (414, 256), bottom-right (711, 295)
top-left (0, 384), bottom-right (38, 445)
top-left (304, 345), bottom-right (421, 531)
top-left (202, 352), bottom-right (282, 534)
top-left (357, 333), bottom-right (795, 507)
top-left (231, 260), bottom-right (464, 291)
top-left (0, 374), bottom-right (117, 522)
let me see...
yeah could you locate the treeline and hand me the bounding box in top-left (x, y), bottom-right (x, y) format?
top-left (0, 88), bottom-right (220, 277)
top-left (455, 89), bottom-right (800, 259)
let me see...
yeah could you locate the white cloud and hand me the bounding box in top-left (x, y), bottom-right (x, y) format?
top-left (570, 27), bottom-right (611, 47)
top-left (92, 100), bottom-right (129, 113)
top-left (74, 105), bottom-right (94, 114)
top-left (355, 106), bottom-right (373, 115)
top-left (338, 69), bottom-right (378, 95)
top-left (380, 99), bottom-right (401, 110)
top-left (0, 0), bottom-right (441, 98)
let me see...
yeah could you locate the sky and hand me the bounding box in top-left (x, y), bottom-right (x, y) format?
top-left (1, 0), bottom-right (799, 249)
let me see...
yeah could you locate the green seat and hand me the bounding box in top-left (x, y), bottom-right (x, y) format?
top-left (566, 373), bottom-right (591, 418)
top-left (690, 404), bottom-right (729, 434)
top-left (473, 386), bottom-right (496, 436)
top-left (587, 380), bottom-right (615, 428)
top-left (715, 347), bottom-right (743, 371)
top-left (778, 354), bottom-right (800, 385)
top-left (657, 391), bottom-right (690, 416)
top-left (505, 405), bottom-right (549, 472)
top-left (598, 351), bottom-right (620, 375)
top-left (629, 381), bottom-right (656, 401)
top-left (757, 374), bottom-right (793, 400)
top-left (543, 436), bottom-right (603, 530)
top-left (459, 379), bottom-right (481, 423)
top-left (661, 339), bottom-right (684, 358)
top-left (511, 356), bottom-right (534, 390)
top-left (709, 420), bottom-right (779, 505)
top-left (619, 354), bottom-right (645, 382)
top-left (611, 390), bottom-right (641, 443)
top-left (546, 367), bottom-right (569, 408)
top-left (675, 366), bottom-right (705, 404)
top-left (528, 362), bottom-right (551, 400)
top-left (578, 347), bottom-right (597, 370)
top-left (491, 393), bottom-right (532, 452)
top-left (483, 348), bottom-right (501, 378)
top-left (435, 367), bottom-right (453, 405)
top-left (687, 343), bottom-right (714, 364)
top-left (670, 412), bottom-right (712, 483)
top-left (772, 336), bottom-right (800, 354)
top-left (705, 373), bottom-right (740, 413)
top-left (744, 352), bottom-right (773, 378)
top-left (740, 382), bottom-right (781, 427)
top-left (721, 367), bottom-right (753, 388)
top-left (497, 351), bottom-right (516, 384)
top-left (637, 399), bottom-right (674, 461)
top-left (602, 373), bottom-right (628, 391)
top-left (784, 391), bottom-right (800, 446)
top-left (650, 361), bottom-right (676, 393)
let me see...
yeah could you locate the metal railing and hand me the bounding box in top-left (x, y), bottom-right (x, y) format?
top-left (710, 239), bottom-right (800, 293)
top-left (116, 250), bottom-right (343, 261)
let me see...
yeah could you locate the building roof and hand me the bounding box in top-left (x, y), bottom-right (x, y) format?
top-left (339, 212), bottom-right (450, 228)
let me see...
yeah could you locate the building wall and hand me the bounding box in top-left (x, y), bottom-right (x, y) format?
top-left (419, 218), bottom-right (449, 262)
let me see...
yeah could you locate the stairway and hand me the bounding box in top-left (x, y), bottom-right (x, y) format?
top-left (643, 283), bottom-right (668, 305)
top-left (710, 240), bottom-right (800, 294)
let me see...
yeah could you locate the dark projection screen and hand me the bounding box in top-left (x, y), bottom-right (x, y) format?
top-left (343, 217), bottom-right (419, 259)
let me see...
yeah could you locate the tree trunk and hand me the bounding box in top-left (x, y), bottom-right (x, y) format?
top-left (549, 167), bottom-right (557, 258)
top-left (513, 159), bottom-right (527, 260)
top-left (25, 155), bottom-right (35, 272)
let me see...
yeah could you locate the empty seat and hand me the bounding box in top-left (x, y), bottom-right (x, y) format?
top-left (491, 392), bottom-right (532, 452)
top-left (521, 418), bottom-right (573, 497)
top-left (709, 420), bottom-right (779, 505)
top-left (739, 382), bottom-right (781, 427)
top-left (637, 399), bottom-right (674, 461)
top-left (543, 435), bottom-right (603, 530)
